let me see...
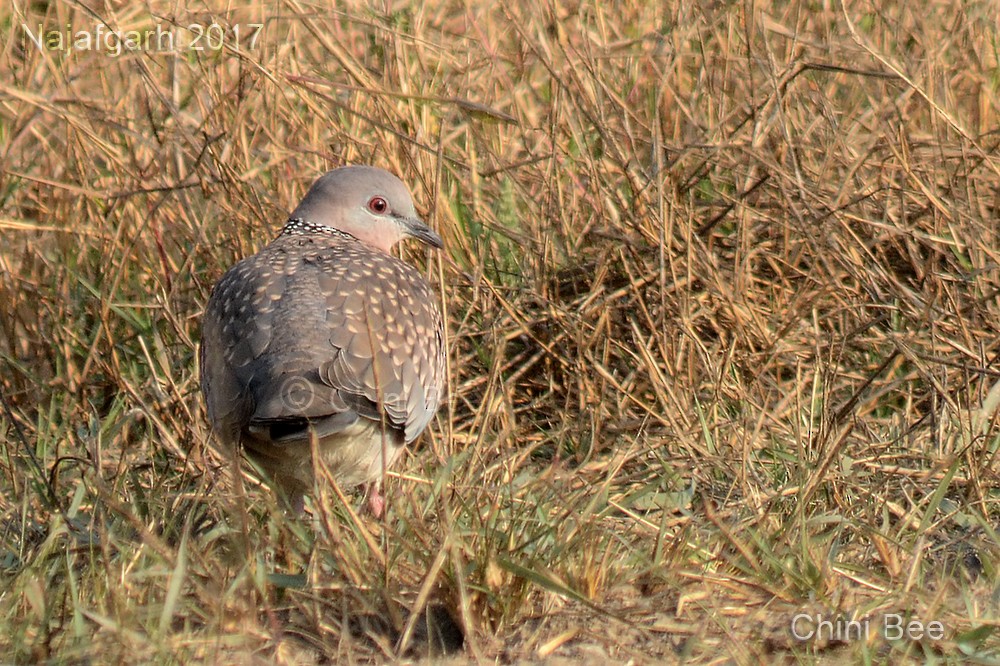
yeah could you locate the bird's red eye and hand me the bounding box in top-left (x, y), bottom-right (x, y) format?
top-left (367, 196), bottom-right (389, 214)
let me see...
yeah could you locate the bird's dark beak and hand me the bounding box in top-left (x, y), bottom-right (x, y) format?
top-left (402, 216), bottom-right (444, 249)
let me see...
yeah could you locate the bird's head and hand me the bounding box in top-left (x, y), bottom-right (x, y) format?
top-left (288, 166), bottom-right (443, 253)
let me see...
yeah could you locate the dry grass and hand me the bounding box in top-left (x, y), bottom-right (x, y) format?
top-left (2, 0), bottom-right (1000, 662)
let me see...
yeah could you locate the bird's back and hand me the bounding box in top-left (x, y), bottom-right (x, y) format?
top-left (200, 223), bottom-right (445, 484)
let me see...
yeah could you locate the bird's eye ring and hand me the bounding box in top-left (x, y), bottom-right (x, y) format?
top-left (367, 196), bottom-right (389, 214)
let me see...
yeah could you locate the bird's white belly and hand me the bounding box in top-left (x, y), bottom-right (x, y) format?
top-left (242, 419), bottom-right (405, 496)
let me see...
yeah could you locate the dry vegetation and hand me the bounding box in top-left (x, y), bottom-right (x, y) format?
top-left (2, 0), bottom-right (1000, 663)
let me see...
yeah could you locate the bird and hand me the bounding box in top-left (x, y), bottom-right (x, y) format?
top-left (199, 166), bottom-right (445, 517)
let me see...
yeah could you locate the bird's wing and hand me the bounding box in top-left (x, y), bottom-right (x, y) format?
top-left (313, 250), bottom-right (444, 443)
top-left (200, 252), bottom-right (283, 445)
top-left (201, 244), bottom-right (347, 441)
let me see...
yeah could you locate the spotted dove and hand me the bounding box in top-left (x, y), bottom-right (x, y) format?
top-left (199, 166), bottom-right (445, 516)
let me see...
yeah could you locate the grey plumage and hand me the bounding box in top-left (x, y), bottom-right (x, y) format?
top-left (199, 166), bottom-right (445, 514)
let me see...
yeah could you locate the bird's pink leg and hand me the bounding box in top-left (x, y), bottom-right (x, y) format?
top-left (365, 483), bottom-right (385, 518)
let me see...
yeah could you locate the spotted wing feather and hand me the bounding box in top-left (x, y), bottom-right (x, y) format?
top-left (201, 231), bottom-right (444, 449)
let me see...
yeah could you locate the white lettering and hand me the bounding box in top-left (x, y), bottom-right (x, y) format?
top-left (884, 614), bottom-right (903, 640)
top-left (926, 621), bottom-right (944, 640)
top-left (21, 24), bottom-right (44, 52)
top-left (791, 613), bottom-right (814, 640)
